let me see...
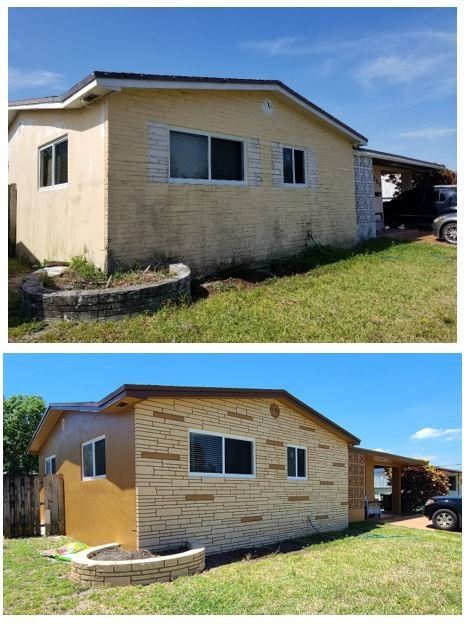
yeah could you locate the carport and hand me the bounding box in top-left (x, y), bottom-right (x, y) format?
top-left (353, 148), bottom-right (445, 239)
top-left (348, 447), bottom-right (427, 523)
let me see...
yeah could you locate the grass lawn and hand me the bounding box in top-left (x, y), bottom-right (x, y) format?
top-left (9, 238), bottom-right (456, 343)
top-left (3, 522), bottom-right (462, 615)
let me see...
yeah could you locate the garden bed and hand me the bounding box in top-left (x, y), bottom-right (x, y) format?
top-left (70, 542), bottom-right (205, 586)
top-left (89, 544), bottom-right (190, 561)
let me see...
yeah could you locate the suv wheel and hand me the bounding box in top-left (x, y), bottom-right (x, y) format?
top-left (441, 222), bottom-right (457, 244)
top-left (432, 508), bottom-right (459, 531)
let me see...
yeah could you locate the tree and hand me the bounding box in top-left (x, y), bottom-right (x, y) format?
top-left (386, 465), bottom-right (450, 514)
top-left (3, 395), bottom-right (46, 473)
top-left (383, 168), bottom-right (457, 197)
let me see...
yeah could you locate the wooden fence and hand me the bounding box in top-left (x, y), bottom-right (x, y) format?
top-left (3, 474), bottom-right (65, 538)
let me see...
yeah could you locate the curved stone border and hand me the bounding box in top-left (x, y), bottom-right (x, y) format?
top-left (21, 263), bottom-right (191, 321)
top-left (70, 543), bottom-right (205, 586)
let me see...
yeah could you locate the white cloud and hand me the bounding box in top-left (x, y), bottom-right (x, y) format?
top-left (399, 127), bottom-right (456, 140)
top-left (411, 427), bottom-right (461, 441)
top-left (9, 67), bottom-right (64, 90)
top-left (354, 54), bottom-right (448, 87)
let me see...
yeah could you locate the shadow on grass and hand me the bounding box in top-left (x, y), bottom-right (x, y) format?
top-left (192, 237), bottom-right (410, 300)
top-left (204, 522), bottom-right (381, 571)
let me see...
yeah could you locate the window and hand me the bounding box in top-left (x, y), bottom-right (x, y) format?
top-left (44, 455), bottom-right (56, 475)
top-left (283, 147), bottom-right (305, 185)
top-left (39, 137), bottom-right (68, 188)
top-left (287, 446), bottom-right (307, 479)
top-left (449, 475), bottom-right (457, 491)
top-left (189, 431), bottom-right (255, 477)
top-left (170, 130), bottom-right (244, 183)
top-left (82, 436), bottom-right (106, 480)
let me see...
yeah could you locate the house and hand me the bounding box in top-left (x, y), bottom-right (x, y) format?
top-left (28, 384), bottom-right (425, 553)
top-left (8, 71), bottom-right (444, 276)
top-left (437, 467), bottom-right (462, 496)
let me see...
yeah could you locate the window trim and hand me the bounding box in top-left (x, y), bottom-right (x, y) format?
top-left (38, 135), bottom-right (69, 191)
top-left (44, 454), bottom-right (56, 475)
top-left (169, 126), bottom-right (248, 186)
top-left (188, 429), bottom-right (256, 478)
top-left (281, 144), bottom-right (307, 187)
top-left (81, 434), bottom-right (106, 481)
top-left (287, 445), bottom-right (308, 480)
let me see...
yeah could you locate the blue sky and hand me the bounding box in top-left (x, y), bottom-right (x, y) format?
top-left (9, 7), bottom-right (456, 169)
top-left (3, 353), bottom-right (461, 470)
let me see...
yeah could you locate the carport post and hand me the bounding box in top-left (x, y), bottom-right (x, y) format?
top-left (391, 467), bottom-right (402, 515)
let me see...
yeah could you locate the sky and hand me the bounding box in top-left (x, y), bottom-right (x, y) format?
top-left (3, 353), bottom-right (461, 470)
top-left (8, 7), bottom-right (456, 169)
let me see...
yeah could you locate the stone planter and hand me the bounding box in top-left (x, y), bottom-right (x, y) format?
top-left (70, 543), bottom-right (205, 586)
top-left (21, 263), bottom-right (191, 321)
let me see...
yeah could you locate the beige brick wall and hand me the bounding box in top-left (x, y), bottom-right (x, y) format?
top-left (107, 88), bottom-right (358, 275)
top-left (134, 397), bottom-right (349, 554)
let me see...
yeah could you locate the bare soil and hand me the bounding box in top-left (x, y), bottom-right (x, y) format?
top-left (42, 268), bottom-right (173, 291)
top-left (89, 544), bottom-right (190, 561)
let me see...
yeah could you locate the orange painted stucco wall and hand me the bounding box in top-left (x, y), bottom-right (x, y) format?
top-left (38, 409), bottom-right (136, 549)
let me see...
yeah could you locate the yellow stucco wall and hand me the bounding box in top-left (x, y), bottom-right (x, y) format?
top-left (8, 103), bottom-right (107, 268)
top-left (38, 409), bottom-right (136, 550)
top-left (107, 88), bottom-right (358, 275)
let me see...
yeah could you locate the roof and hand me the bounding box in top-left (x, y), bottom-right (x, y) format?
top-left (436, 466), bottom-right (462, 474)
top-left (356, 147), bottom-right (445, 170)
top-left (350, 447), bottom-right (427, 467)
top-left (28, 384), bottom-right (360, 453)
top-left (8, 70), bottom-right (367, 145)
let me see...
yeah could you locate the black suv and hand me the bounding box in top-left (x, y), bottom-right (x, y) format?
top-left (424, 496), bottom-right (462, 531)
top-left (384, 185), bottom-right (457, 229)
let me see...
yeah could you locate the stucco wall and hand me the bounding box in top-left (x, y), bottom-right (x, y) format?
top-left (133, 396), bottom-right (349, 554)
top-left (107, 88), bottom-right (358, 275)
top-left (38, 409), bottom-right (136, 549)
top-left (8, 103), bottom-right (107, 268)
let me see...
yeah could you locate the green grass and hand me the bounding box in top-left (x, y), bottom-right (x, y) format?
top-left (9, 238), bottom-right (456, 343)
top-left (3, 522), bottom-right (461, 615)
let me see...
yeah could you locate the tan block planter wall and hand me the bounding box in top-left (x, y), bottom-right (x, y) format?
top-left (70, 543), bottom-right (205, 586)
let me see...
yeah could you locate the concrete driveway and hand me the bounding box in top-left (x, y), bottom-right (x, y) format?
top-left (386, 515), bottom-right (435, 530)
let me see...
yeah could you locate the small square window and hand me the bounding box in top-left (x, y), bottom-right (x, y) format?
top-left (283, 147), bottom-right (306, 185)
top-left (39, 138), bottom-right (68, 188)
top-left (45, 455), bottom-right (56, 475)
top-left (287, 445), bottom-right (307, 479)
top-left (82, 436), bottom-right (106, 480)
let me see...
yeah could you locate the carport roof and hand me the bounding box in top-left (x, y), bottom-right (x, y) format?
top-left (356, 147), bottom-right (445, 171)
top-left (350, 446), bottom-right (428, 467)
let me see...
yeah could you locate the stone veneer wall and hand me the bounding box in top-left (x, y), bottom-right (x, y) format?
top-left (134, 397), bottom-right (350, 554)
top-left (21, 263), bottom-right (190, 321)
top-left (354, 152), bottom-right (376, 240)
top-left (70, 543), bottom-right (205, 586)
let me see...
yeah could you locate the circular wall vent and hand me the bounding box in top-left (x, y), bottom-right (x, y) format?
top-left (262, 99), bottom-right (274, 115)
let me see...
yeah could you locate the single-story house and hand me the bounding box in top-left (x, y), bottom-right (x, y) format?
top-left (28, 384), bottom-right (425, 553)
top-left (436, 467), bottom-right (462, 496)
top-left (8, 71), bottom-right (444, 276)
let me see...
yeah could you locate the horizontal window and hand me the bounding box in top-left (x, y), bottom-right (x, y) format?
top-left (44, 455), bottom-right (56, 475)
top-left (82, 436), bottom-right (106, 480)
top-left (287, 445), bottom-right (307, 479)
top-left (170, 130), bottom-right (244, 183)
top-left (39, 137), bottom-right (68, 188)
top-left (283, 147), bottom-right (305, 185)
top-left (189, 431), bottom-right (254, 477)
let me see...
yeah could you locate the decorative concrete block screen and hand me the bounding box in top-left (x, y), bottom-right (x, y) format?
top-left (348, 451), bottom-right (365, 511)
top-left (70, 543), bottom-right (205, 586)
top-left (354, 153), bottom-right (376, 240)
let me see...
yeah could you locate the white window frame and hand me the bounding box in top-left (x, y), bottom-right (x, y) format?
top-left (188, 429), bottom-right (256, 478)
top-left (44, 454), bottom-right (56, 475)
top-left (169, 126), bottom-right (248, 187)
top-left (287, 445), bottom-right (308, 480)
top-left (81, 435), bottom-right (106, 481)
top-left (281, 144), bottom-right (307, 187)
top-left (38, 135), bottom-right (68, 191)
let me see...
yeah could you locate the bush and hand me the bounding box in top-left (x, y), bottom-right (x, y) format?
top-left (386, 465), bottom-right (450, 513)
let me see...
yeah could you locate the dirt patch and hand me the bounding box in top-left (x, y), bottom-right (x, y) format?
top-left (89, 544), bottom-right (190, 561)
top-left (41, 267), bottom-right (173, 291)
top-left (204, 540), bottom-right (305, 570)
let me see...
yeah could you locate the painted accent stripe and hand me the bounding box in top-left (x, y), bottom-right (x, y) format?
top-left (333, 462), bottom-right (345, 467)
top-left (288, 495), bottom-right (310, 501)
top-left (299, 425), bottom-right (316, 432)
top-left (240, 515), bottom-right (263, 523)
top-left (318, 444), bottom-right (330, 449)
top-left (268, 463), bottom-right (285, 470)
top-left (152, 411), bottom-right (185, 422)
top-left (320, 480), bottom-right (334, 485)
top-left (227, 411), bottom-right (254, 421)
top-left (315, 514), bottom-right (329, 520)
top-left (185, 494), bottom-right (214, 501)
top-left (266, 439), bottom-right (284, 447)
top-left (141, 451), bottom-right (181, 461)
